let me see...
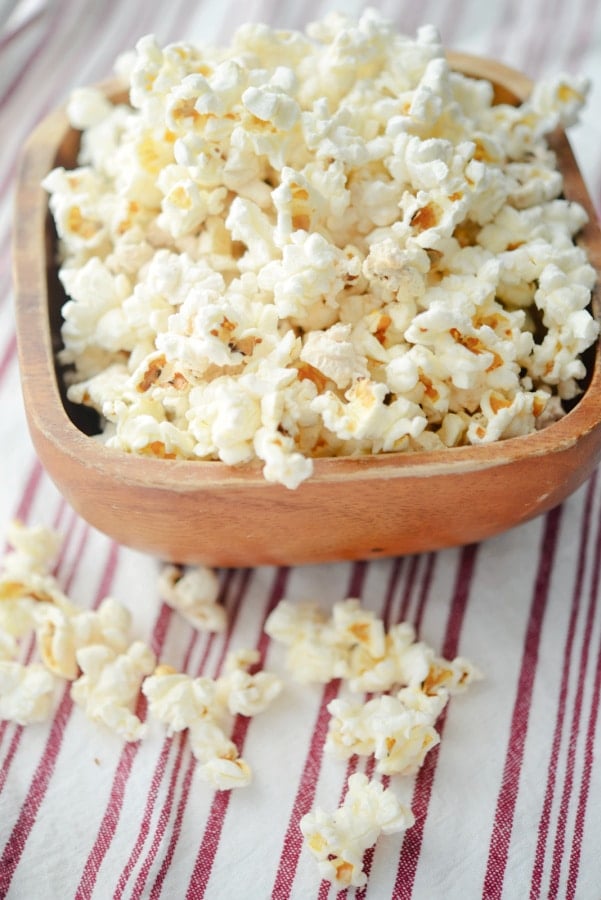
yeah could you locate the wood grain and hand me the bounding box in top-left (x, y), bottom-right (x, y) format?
top-left (12, 55), bottom-right (601, 566)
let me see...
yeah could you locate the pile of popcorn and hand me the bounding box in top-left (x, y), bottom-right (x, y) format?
top-left (0, 521), bottom-right (281, 789)
top-left (43, 10), bottom-right (598, 488)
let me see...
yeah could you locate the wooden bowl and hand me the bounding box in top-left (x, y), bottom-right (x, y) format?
top-left (12, 54), bottom-right (601, 567)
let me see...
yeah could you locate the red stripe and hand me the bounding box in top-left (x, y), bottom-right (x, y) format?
top-left (566, 591), bottom-right (601, 897)
top-left (530, 474), bottom-right (597, 897)
top-left (411, 554), bottom-right (436, 635)
top-left (0, 0), bottom-right (70, 115)
top-left (382, 557), bottom-right (406, 629)
top-left (333, 559), bottom-right (424, 900)
top-left (0, 333), bottom-right (16, 386)
top-left (129, 569), bottom-right (257, 899)
top-left (548, 484), bottom-right (601, 897)
top-left (567, 0), bottom-right (601, 71)
top-left (0, 680), bottom-right (74, 898)
top-left (132, 731), bottom-right (188, 897)
top-left (0, 539), bottom-right (120, 894)
top-left (269, 678), bottom-right (340, 900)
top-left (353, 556), bottom-right (437, 898)
top-left (393, 542), bottom-right (478, 898)
top-left (0, 1), bottom-right (46, 53)
top-left (521, 0), bottom-right (567, 75)
top-left (397, 555), bottom-right (421, 624)
top-left (184, 566), bottom-right (290, 899)
top-left (481, 507), bottom-right (562, 898)
top-left (142, 572), bottom-right (252, 900)
top-left (126, 569), bottom-right (242, 898)
top-left (143, 570), bottom-right (252, 898)
top-left (9, 459), bottom-right (43, 524)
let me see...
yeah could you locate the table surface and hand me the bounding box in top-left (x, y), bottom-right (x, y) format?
top-left (1, 1), bottom-right (601, 898)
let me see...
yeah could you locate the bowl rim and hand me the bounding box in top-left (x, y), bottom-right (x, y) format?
top-left (12, 52), bottom-right (601, 493)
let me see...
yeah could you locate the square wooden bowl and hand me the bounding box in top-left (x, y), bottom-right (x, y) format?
top-left (12, 54), bottom-right (601, 567)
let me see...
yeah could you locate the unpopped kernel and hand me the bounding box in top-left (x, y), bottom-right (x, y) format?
top-left (43, 10), bottom-right (598, 488)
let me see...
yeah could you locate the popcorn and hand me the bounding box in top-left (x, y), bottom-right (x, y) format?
top-left (35, 596), bottom-right (132, 680)
top-left (158, 564), bottom-right (225, 632)
top-left (0, 521), bottom-right (73, 639)
top-left (269, 595), bottom-right (481, 887)
top-left (300, 773), bottom-right (415, 888)
top-left (326, 694), bottom-right (441, 775)
top-left (0, 518), bottom-right (483, 886)
top-left (142, 649), bottom-right (282, 788)
top-left (199, 754), bottom-right (253, 790)
top-left (0, 662), bottom-right (58, 725)
top-left (43, 11), bottom-right (597, 488)
top-left (71, 641), bottom-right (156, 741)
top-left (265, 597), bottom-right (481, 695)
top-left (220, 648), bottom-right (283, 716)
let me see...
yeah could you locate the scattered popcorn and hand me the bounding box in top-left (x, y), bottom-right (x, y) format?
top-left (0, 521), bottom-right (74, 640)
top-left (264, 597), bottom-right (481, 694)
top-left (268, 594), bottom-right (482, 888)
top-left (266, 593), bottom-right (481, 847)
top-left (43, 10), bottom-right (598, 488)
top-left (142, 649), bottom-right (282, 787)
top-left (0, 661), bottom-right (58, 725)
top-left (158, 563), bottom-right (225, 632)
top-left (0, 519), bottom-right (484, 889)
top-left (300, 773), bottom-right (415, 888)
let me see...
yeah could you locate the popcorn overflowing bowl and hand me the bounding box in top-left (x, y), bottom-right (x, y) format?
top-left (13, 30), bottom-right (601, 567)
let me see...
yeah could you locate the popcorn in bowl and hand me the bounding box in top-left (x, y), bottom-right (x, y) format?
top-left (42, 10), bottom-right (598, 489)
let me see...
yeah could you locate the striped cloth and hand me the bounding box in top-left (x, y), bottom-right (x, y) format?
top-left (1, 1), bottom-right (601, 897)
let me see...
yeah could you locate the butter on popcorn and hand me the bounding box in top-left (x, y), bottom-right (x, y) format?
top-left (300, 773), bottom-right (415, 889)
top-left (42, 10), bottom-right (597, 488)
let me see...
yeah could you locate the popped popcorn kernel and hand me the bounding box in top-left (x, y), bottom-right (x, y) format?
top-left (44, 12), bottom-right (598, 488)
top-left (71, 641), bottom-right (156, 741)
top-left (158, 563), bottom-right (225, 632)
top-left (198, 754), bottom-right (253, 790)
top-left (326, 694), bottom-right (441, 775)
top-left (300, 773), bottom-right (415, 888)
top-left (0, 662), bottom-right (58, 725)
